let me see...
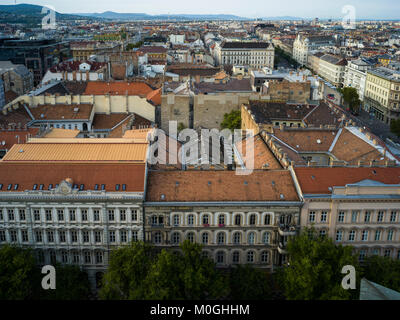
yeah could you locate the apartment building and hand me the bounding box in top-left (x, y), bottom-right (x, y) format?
top-left (295, 167), bottom-right (400, 261)
top-left (70, 41), bottom-right (121, 61)
top-left (293, 34), bottom-right (336, 66)
top-left (214, 41), bottom-right (275, 69)
top-left (343, 58), bottom-right (374, 101)
top-left (318, 54), bottom-right (347, 88)
top-left (364, 67), bottom-right (400, 124)
top-left (0, 140), bottom-right (148, 289)
top-left (145, 170), bottom-right (302, 268)
top-left (0, 61), bottom-right (34, 97)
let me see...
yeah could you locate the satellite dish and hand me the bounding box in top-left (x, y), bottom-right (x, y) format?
top-left (1, 141), bottom-right (5, 145)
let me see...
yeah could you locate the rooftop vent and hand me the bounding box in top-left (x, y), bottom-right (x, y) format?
top-left (280, 194), bottom-right (285, 199)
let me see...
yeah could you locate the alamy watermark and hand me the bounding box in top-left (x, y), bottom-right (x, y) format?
top-left (342, 5), bottom-right (356, 30)
top-left (41, 5), bottom-right (56, 30)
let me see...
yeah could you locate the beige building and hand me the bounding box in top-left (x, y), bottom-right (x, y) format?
top-left (364, 67), bottom-right (400, 124)
top-left (318, 54), bottom-right (347, 88)
top-left (293, 34), bottom-right (336, 66)
top-left (295, 167), bottom-right (400, 261)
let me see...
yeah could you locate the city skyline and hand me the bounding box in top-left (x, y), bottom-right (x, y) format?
top-left (2, 0), bottom-right (400, 20)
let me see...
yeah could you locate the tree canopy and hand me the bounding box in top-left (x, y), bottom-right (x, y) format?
top-left (390, 118), bottom-right (400, 137)
top-left (339, 87), bottom-right (360, 112)
top-left (362, 255), bottom-right (400, 292)
top-left (221, 110), bottom-right (241, 130)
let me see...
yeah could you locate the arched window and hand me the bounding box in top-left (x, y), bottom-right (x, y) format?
top-left (264, 214), bottom-right (271, 225)
top-left (249, 214), bottom-right (256, 225)
top-left (216, 251), bottom-right (225, 264)
top-left (172, 232), bottom-right (180, 244)
top-left (247, 251), bottom-right (254, 263)
top-left (218, 214), bottom-right (225, 225)
top-left (188, 214), bottom-right (194, 226)
top-left (261, 251), bottom-right (269, 263)
top-left (263, 232), bottom-right (270, 244)
top-left (202, 214), bottom-right (209, 225)
top-left (173, 215), bottom-right (180, 226)
top-left (154, 231), bottom-right (162, 244)
top-left (186, 232), bottom-right (195, 243)
top-left (202, 251), bottom-right (209, 259)
top-left (235, 214), bottom-right (241, 226)
top-left (232, 251), bottom-right (240, 264)
top-left (217, 232), bottom-right (225, 244)
top-left (233, 232), bottom-right (241, 244)
top-left (248, 232), bottom-right (255, 244)
top-left (202, 232), bottom-right (209, 244)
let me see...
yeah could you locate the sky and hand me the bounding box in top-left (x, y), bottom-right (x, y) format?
top-left (4, 0), bottom-right (400, 19)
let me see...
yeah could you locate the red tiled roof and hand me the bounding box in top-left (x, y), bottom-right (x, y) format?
top-left (294, 167), bottom-right (400, 194)
top-left (84, 81), bottom-right (154, 96)
top-left (49, 60), bottom-right (107, 73)
top-left (0, 163), bottom-right (146, 192)
top-left (0, 128), bottom-right (39, 150)
top-left (146, 88), bottom-right (161, 106)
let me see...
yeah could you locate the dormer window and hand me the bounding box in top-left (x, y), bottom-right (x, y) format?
top-left (115, 184), bottom-right (120, 191)
top-left (7, 184), bottom-right (12, 190)
top-left (33, 184), bottom-right (37, 190)
top-left (101, 184), bottom-right (106, 190)
top-left (39, 184), bottom-right (44, 190)
top-left (79, 184), bottom-right (84, 191)
top-left (94, 184), bottom-right (99, 190)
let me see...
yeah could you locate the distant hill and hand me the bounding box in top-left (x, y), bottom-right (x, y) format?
top-left (79, 11), bottom-right (249, 21)
top-left (0, 3), bottom-right (96, 24)
top-left (261, 16), bottom-right (304, 21)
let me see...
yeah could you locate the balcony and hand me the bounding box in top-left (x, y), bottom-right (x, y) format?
top-left (278, 224), bottom-right (297, 236)
top-left (278, 242), bottom-right (288, 255)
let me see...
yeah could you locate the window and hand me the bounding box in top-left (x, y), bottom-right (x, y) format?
top-left (71, 230), bottom-right (78, 243)
top-left (319, 229), bottom-right (327, 237)
top-left (384, 249), bottom-right (391, 257)
top-left (387, 230), bottom-right (394, 241)
top-left (309, 211), bottom-right (315, 222)
top-left (120, 209), bottom-right (126, 221)
top-left (69, 209), bottom-right (76, 221)
top-left (84, 251), bottom-right (91, 264)
top-left (154, 232), bottom-right (162, 244)
top-left (95, 231), bottom-right (102, 243)
top-left (261, 251), bottom-right (269, 263)
top-left (96, 252), bottom-right (103, 264)
top-left (120, 230), bottom-right (127, 243)
top-left (377, 211), bottom-right (384, 222)
top-left (249, 214), bottom-right (256, 225)
top-left (263, 232), bottom-right (270, 244)
top-left (362, 230), bottom-right (368, 241)
top-left (173, 215), bottom-right (180, 226)
top-left (172, 232), bottom-right (180, 244)
top-left (19, 209), bottom-right (26, 221)
top-left (247, 251), bottom-right (254, 263)
top-left (248, 232), bottom-right (255, 244)
top-left (232, 251), bottom-right (240, 264)
top-left (93, 209), bottom-right (100, 221)
top-left (21, 230), bottom-right (28, 242)
top-left (132, 231), bottom-right (138, 242)
top-left (348, 230), bottom-right (355, 241)
top-left (47, 231), bottom-right (54, 243)
top-left (264, 214), bottom-right (271, 225)
top-left (61, 251), bottom-right (68, 263)
top-left (37, 250), bottom-right (45, 264)
top-left (338, 211), bottom-right (345, 223)
top-left (50, 251), bottom-right (56, 265)
top-left (351, 211), bottom-right (358, 223)
top-left (202, 214), bottom-right (209, 225)
top-left (109, 231), bottom-right (116, 243)
top-left (8, 209), bottom-right (14, 221)
top-left (218, 214), bottom-right (225, 225)
top-left (390, 211), bottom-right (397, 223)
top-left (57, 209), bottom-right (64, 221)
top-left (0, 209), bottom-right (3, 221)
top-left (59, 231), bottom-right (66, 243)
top-left (364, 211), bottom-right (371, 223)
top-left (216, 251), bottom-right (225, 264)
top-left (131, 209), bottom-right (138, 221)
top-left (33, 209), bottom-right (40, 221)
top-left (82, 231), bottom-right (90, 243)
top-left (233, 232), bottom-right (241, 244)
top-left (375, 230), bottom-right (381, 241)
top-left (108, 210), bottom-right (115, 221)
top-left (187, 232), bottom-right (195, 243)
top-left (359, 250), bottom-right (366, 262)
top-left (35, 230), bottom-right (42, 242)
top-left (81, 209), bottom-right (88, 221)
top-left (45, 209), bottom-right (52, 221)
top-left (73, 251), bottom-right (80, 264)
top-left (202, 233), bottom-right (209, 244)
top-left (217, 232), bottom-right (225, 244)
top-left (188, 214), bottom-right (194, 226)
top-left (321, 211), bottom-right (327, 223)
top-left (0, 230), bottom-right (6, 242)
top-left (336, 230), bottom-right (343, 241)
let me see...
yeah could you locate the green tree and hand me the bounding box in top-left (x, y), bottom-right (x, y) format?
top-left (339, 87), bottom-right (360, 112)
top-left (143, 241), bottom-right (229, 300)
top-left (99, 241), bottom-right (156, 300)
top-left (229, 264), bottom-right (273, 300)
top-left (390, 118), bottom-right (400, 137)
top-left (0, 245), bottom-right (38, 300)
top-left (281, 228), bottom-right (360, 300)
top-left (38, 264), bottom-right (91, 300)
top-left (362, 255), bottom-right (400, 292)
top-left (221, 110), bottom-right (241, 130)
top-left (177, 122), bottom-right (187, 132)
